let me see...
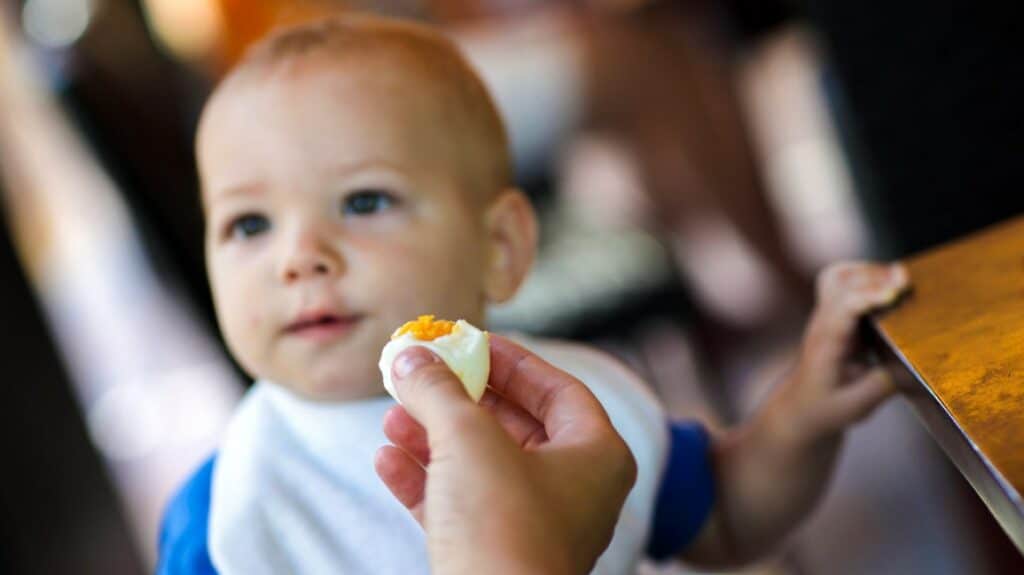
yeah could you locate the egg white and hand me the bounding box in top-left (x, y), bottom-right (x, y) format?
top-left (379, 320), bottom-right (490, 403)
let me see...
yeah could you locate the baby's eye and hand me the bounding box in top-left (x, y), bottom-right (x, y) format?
top-left (342, 190), bottom-right (396, 216)
top-left (227, 214), bottom-right (271, 240)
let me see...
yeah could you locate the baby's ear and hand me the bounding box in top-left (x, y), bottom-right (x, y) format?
top-left (483, 188), bottom-right (538, 304)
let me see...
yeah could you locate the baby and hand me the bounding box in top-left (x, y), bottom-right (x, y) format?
top-left (158, 14), bottom-right (909, 575)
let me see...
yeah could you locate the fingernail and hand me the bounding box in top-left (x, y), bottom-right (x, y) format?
top-left (889, 263), bottom-right (908, 285)
top-left (394, 346), bottom-right (439, 379)
top-left (882, 288), bottom-right (900, 304)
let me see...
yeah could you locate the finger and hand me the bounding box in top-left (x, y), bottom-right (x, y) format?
top-left (805, 262), bottom-right (910, 368)
top-left (479, 389), bottom-right (548, 449)
top-left (488, 335), bottom-right (612, 442)
top-left (387, 388), bottom-right (548, 457)
top-left (391, 346), bottom-right (490, 436)
top-left (817, 367), bottom-right (897, 431)
top-left (815, 261), bottom-right (908, 299)
top-left (841, 359), bottom-right (871, 382)
top-left (374, 445), bottom-right (426, 520)
top-left (383, 406), bottom-right (431, 465)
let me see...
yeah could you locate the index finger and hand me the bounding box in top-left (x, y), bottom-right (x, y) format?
top-left (487, 335), bottom-right (612, 441)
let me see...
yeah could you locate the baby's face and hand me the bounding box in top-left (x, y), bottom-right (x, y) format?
top-left (198, 59), bottom-right (493, 400)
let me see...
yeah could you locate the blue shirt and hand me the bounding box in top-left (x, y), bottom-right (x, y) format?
top-left (157, 421), bottom-right (714, 573)
top-left (157, 456), bottom-right (218, 575)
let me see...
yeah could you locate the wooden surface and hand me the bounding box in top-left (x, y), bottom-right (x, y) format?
top-left (870, 215), bottom-right (1024, 553)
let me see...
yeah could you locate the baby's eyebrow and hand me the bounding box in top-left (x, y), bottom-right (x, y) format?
top-left (327, 158), bottom-right (411, 179)
top-left (205, 181), bottom-right (267, 207)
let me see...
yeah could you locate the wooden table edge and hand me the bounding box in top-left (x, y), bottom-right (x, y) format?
top-left (867, 317), bottom-right (1024, 554)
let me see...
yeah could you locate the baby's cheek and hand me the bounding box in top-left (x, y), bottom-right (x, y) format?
top-left (217, 271), bottom-right (267, 339)
top-left (224, 307), bottom-right (272, 377)
top-left (353, 237), bottom-right (430, 280)
top-left (238, 286), bottom-right (271, 337)
top-left (246, 313), bottom-right (262, 331)
top-left (350, 231), bottom-right (486, 312)
top-left (360, 244), bottom-right (446, 305)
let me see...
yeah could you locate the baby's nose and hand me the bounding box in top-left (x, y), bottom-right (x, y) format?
top-left (283, 257), bottom-right (333, 282)
top-left (280, 237), bottom-right (342, 283)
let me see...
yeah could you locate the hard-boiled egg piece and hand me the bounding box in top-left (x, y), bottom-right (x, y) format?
top-left (379, 315), bottom-right (490, 403)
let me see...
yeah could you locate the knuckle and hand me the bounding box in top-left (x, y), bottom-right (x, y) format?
top-left (608, 435), bottom-right (638, 490)
top-left (444, 406), bottom-right (485, 435)
top-left (622, 451), bottom-right (638, 490)
top-left (837, 291), bottom-right (866, 316)
top-left (816, 262), bottom-right (851, 298)
top-left (816, 281), bottom-right (871, 320)
top-left (430, 406), bottom-right (488, 450)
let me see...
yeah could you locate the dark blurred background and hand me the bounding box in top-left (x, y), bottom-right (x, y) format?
top-left (0, 1), bottom-right (1021, 573)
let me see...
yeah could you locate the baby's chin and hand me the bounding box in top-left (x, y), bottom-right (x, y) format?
top-left (271, 368), bottom-right (390, 403)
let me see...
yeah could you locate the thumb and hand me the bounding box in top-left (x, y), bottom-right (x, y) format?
top-left (391, 346), bottom-right (483, 436)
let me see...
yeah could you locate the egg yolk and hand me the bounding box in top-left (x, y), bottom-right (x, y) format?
top-left (393, 315), bottom-right (457, 341)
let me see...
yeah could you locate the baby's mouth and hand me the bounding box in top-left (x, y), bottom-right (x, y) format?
top-left (283, 311), bottom-right (364, 339)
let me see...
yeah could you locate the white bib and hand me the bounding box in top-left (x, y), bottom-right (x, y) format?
top-left (209, 338), bottom-right (668, 574)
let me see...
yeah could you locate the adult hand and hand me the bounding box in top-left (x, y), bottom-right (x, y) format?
top-left (375, 334), bottom-right (637, 575)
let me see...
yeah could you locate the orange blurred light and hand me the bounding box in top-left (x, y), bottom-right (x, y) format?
top-left (140, 0), bottom-right (225, 61)
top-left (213, 0), bottom-right (343, 72)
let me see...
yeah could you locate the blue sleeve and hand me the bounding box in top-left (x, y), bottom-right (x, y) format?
top-left (646, 421), bottom-right (716, 561)
top-left (157, 454), bottom-right (219, 575)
